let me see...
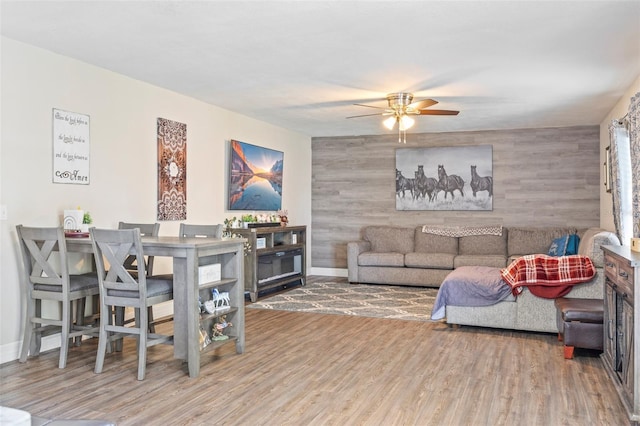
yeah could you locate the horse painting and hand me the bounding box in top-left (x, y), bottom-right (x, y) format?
top-left (414, 165), bottom-right (439, 202)
top-left (470, 165), bottom-right (493, 197)
top-left (437, 165), bottom-right (465, 199)
top-left (396, 169), bottom-right (413, 198)
top-left (396, 145), bottom-right (492, 211)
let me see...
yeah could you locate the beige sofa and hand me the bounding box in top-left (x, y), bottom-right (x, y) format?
top-left (347, 225), bottom-right (621, 333)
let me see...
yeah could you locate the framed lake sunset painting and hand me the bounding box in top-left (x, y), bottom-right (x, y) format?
top-left (228, 140), bottom-right (283, 211)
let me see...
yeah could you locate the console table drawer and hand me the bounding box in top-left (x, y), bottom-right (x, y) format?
top-left (617, 261), bottom-right (634, 301)
top-left (605, 253), bottom-right (634, 299)
top-left (604, 254), bottom-right (619, 281)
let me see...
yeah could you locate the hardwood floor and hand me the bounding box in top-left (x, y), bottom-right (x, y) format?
top-left (0, 276), bottom-right (630, 425)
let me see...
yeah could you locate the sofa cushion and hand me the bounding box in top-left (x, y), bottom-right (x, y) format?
top-left (459, 232), bottom-right (507, 256)
top-left (547, 235), bottom-right (569, 256)
top-left (507, 227), bottom-right (577, 256)
top-left (414, 227), bottom-right (458, 254)
top-left (364, 226), bottom-right (414, 253)
top-left (566, 234), bottom-right (580, 255)
top-left (358, 252), bottom-right (405, 267)
top-left (405, 252), bottom-right (455, 269)
top-left (454, 254), bottom-right (507, 268)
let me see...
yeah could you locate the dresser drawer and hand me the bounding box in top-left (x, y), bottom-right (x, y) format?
top-left (604, 254), bottom-right (618, 281)
top-left (616, 261), bottom-right (634, 300)
top-left (605, 253), bottom-right (634, 303)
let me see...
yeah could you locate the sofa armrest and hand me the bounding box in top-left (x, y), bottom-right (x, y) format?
top-left (579, 230), bottom-right (621, 268)
top-left (347, 241), bottom-right (371, 283)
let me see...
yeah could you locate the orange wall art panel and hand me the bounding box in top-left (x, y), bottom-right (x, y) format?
top-left (157, 117), bottom-right (187, 221)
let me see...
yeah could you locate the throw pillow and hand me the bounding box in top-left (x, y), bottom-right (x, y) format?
top-left (548, 235), bottom-right (569, 256)
top-left (566, 234), bottom-right (580, 255)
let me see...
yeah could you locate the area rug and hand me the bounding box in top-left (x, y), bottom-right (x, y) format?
top-left (247, 282), bottom-right (438, 322)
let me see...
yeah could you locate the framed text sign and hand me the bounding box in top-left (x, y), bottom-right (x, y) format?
top-left (52, 108), bottom-right (90, 184)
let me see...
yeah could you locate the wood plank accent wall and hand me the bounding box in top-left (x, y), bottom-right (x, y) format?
top-left (311, 125), bottom-right (600, 269)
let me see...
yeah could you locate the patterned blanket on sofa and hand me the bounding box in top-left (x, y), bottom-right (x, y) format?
top-left (500, 254), bottom-right (596, 299)
top-left (421, 224), bottom-right (503, 237)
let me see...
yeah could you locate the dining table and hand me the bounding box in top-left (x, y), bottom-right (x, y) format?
top-left (66, 235), bottom-right (246, 378)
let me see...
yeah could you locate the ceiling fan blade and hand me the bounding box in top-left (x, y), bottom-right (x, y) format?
top-left (417, 109), bottom-right (460, 116)
top-left (408, 99), bottom-right (438, 110)
top-left (346, 112), bottom-right (385, 119)
top-left (353, 103), bottom-right (388, 110)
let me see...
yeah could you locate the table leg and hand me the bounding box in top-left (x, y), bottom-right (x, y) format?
top-left (172, 249), bottom-right (200, 377)
top-left (172, 258), bottom-right (188, 360)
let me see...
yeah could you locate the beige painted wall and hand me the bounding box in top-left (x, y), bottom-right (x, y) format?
top-left (0, 37), bottom-right (312, 362)
top-left (599, 74), bottom-right (640, 233)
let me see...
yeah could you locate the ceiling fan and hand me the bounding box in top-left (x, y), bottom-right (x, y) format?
top-left (347, 92), bottom-right (459, 143)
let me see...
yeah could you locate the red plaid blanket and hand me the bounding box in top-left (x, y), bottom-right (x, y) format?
top-left (501, 254), bottom-right (596, 299)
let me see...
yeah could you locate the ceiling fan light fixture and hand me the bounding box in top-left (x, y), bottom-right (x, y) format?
top-left (347, 92), bottom-right (459, 143)
top-left (383, 116), bottom-right (397, 130)
top-left (399, 115), bottom-right (415, 131)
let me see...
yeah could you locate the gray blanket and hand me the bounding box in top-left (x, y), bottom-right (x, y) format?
top-left (431, 266), bottom-right (514, 320)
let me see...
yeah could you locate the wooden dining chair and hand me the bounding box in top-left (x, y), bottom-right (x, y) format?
top-left (117, 222), bottom-right (160, 276)
top-left (179, 223), bottom-right (224, 239)
top-left (90, 227), bottom-right (174, 380)
top-left (117, 222), bottom-right (165, 334)
top-left (16, 225), bottom-right (100, 369)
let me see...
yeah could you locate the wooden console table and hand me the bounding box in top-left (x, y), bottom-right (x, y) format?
top-left (228, 225), bottom-right (306, 302)
top-left (602, 245), bottom-right (639, 423)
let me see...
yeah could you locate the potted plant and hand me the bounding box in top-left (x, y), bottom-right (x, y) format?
top-left (79, 211), bottom-right (92, 233)
top-left (241, 214), bottom-right (257, 228)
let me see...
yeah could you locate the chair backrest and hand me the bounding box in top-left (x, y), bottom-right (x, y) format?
top-left (118, 222), bottom-right (160, 276)
top-left (179, 223), bottom-right (223, 239)
top-left (16, 225), bottom-right (70, 293)
top-left (90, 227), bottom-right (148, 307)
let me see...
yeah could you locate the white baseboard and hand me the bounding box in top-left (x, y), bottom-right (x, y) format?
top-left (309, 267), bottom-right (348, 277)
top-left (1, 334), bottom-right (63, 365)
top-left (1, 302), bottom-right (175, 365)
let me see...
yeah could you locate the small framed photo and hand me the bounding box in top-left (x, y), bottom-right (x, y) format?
top-left (292, 233), bottom-right (297, 244)
top-left (256, 237), bottom-right (266, 249)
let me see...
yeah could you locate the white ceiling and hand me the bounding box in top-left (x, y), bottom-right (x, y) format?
top-left (2, 0), bottom-right (639, 137)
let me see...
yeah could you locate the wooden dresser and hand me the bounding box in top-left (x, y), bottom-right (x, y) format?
top-left (602, 245), bottom-right (640, 423)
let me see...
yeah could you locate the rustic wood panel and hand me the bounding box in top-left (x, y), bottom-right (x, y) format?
top-left (0, 276), bottom-right (629, 425)
top-left (311, 126), bottom-right (600, 269)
